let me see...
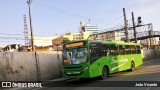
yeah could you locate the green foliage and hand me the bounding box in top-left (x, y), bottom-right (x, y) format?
top-left (63, 38), bottom-right (71, 44)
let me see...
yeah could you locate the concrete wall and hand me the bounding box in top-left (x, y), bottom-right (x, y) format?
top-left (0, 51), bottom-right (62, 81)
top-left (0, 49), bottom-right (159, 81)
top-left (143, 49), bottom-right (160, 61)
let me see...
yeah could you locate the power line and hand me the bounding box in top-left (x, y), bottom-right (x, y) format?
top-left (0, 33), bottom-right (24, 36)
top-left (101, 19), bottom-right (124, 32)
top-left (0, 36), bottom-right (58, 41)
top-left (0, 41), bottom-right (52, 43)
top-left (105, 15), bottom-right (123, 27)
top-left (33, 1), bottom-right (90, 19)
top-left (0, 41), bottom-right (24, 42)
top-left (0, 37), bottom-right (24, 40)
top-left (112, 20), bottom-right (124, 30)
top-left (7, 0), bottom-right (97, 27)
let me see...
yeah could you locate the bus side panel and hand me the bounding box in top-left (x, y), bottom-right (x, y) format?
top-left (89, 60), bottom-right (101, 78)
top-left (110, 54), bottom-right (143, 73)
top-left (100, 56), bottom-right (113, 74)
top-left (90, 56), bottom-right (125, 75)
top-left (113, 55), bottom-right (130, 72)
top-left (133, 54), bottom-right (143, 67)
top-left (107, 56), bottom-right (121, 74)
top-left (89, 54), bottom-right (143, 77)
top-left (109, 55), bottom-right (131, 73)
top-left (89, 56), bottom-right (113, 78)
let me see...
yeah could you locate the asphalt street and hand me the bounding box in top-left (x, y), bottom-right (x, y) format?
top-left (5, 59), bottom-right (160, 90)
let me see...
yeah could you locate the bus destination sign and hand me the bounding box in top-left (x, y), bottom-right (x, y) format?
top-left (66, 42), bottom-right (84, 48)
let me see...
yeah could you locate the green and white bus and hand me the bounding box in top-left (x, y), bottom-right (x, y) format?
top-left (62, 40), bottom-right (143, 79)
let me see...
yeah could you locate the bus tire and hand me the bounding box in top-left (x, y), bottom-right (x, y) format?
top-left (130, 61), bottom-right (135, 71)
top-left (101, 66), bottom-right (108, 80)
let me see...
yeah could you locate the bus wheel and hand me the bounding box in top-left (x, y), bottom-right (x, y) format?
top-left (130, 62), bottom-right (135, 71)
top-left (101, 67), bottom-right (108, 79)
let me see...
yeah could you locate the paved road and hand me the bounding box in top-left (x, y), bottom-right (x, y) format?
top-left (6, 59), bottom-right (160, 90)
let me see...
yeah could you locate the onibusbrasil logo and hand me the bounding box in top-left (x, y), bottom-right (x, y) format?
top-left (1, 82), bottom-right (42, 88)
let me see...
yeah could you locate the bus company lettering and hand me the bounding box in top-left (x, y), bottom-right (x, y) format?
top-left (66, 42), bottom-right (83, 48)
top-left (111, 58), bottom-right (128, 64)
top-left (111, 58), bottom-right (129, 71)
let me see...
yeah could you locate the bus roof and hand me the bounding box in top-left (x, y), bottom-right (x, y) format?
top-left (64, 40), bottom-right (140, 46)
top-left (90, 40), bottom-right (140, 45)
top-left (102, 40), bottom-right (140, 45)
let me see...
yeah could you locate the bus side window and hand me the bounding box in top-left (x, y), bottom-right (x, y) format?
top-left (125, 45), bottom-right (131, 54)
top-left (90, 48), bottom-right (94, 61)
top-left (90, 48), bottom-right (100, 61)
top-left (101, 44), bottom-right (110, 56)
top-left (106, 45), bottom-right (110, 56)
top-left (131, 45), bottom-right (136, 54)
top-left (101, 45), bottom-right (106, 56)
top-left (119, 45), bottom-right (125, 55)
top-left (136, 46), bottom-right (141, 54)
top-left (105, 45), bottom-right (110, 56)
top-left (110, 45), bottom-right (118, 56)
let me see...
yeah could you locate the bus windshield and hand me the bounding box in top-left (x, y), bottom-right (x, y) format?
top-left (63, 48), bottom-right (87, 64)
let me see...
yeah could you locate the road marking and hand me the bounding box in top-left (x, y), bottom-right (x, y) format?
top-left (145, 87), bottom-right (152, 90)
top-left (145, 80), bottom-right (160, 90)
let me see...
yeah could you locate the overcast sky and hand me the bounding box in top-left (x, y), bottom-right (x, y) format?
top-left (0, 0), bottom-right (159, 46)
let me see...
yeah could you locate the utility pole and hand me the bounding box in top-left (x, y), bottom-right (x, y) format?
top-left (131, 12), bottom-right (137, 43)
top-left (27, 0), bottom-right (35, 51)
top-left (123, 8), bottom-right (129, 42)
top-left (149, 24), bottom-right (153, 49)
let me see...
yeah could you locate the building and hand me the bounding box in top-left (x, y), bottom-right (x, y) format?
top-left (27, 35), bottom-right (61, 51)
top-left (30, 36), bottom-right (60, 46)
top-left (3, 44), bottom-right (22, 52)
top-left (51, 21), bottom-right (99, 51)
top-left (52, 36), bottom-right (63, 51)
top-left (63, 21), bottom-right (98, 41)
top-left (99, 31), bottom-right (121, 40)
top-left (80, 21), bottom-right (99, 34)
top-left (82, 31), bottom-right (93, 40)
top-left (140, 37), bottom-right (159, 49)
top-left (0, 47), bottom-right (3, 52)
top-left (63, 31), bottom-right (93, 41)
top-left (73, 33), bottom-right (83, 40)
top-left (81, 25), bottom-right (98, 34)
top-left (63, 32), bottom-right (74, 41)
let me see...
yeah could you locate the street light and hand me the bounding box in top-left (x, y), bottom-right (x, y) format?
top-left (27, 0), bottom-right (35, 51)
